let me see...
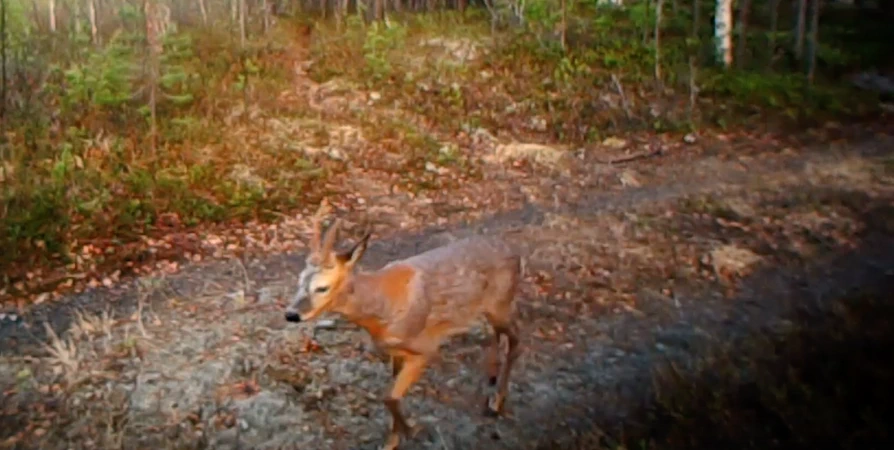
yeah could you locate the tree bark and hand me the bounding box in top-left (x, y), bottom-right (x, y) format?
top-left (735, 0), bottom-right (752, 68)
top-left (655, 0), bottom-right (664, 88)
top-left (198, 0), bottom-right (208, 25)
top-left (692, 0), bottom-right (699, 38)
top-left (806, 0), bottom-right (820, 84)
top-left (714, 0), bottom-right (733, 68)
top-left (1, 0), bottom-right (6, 120)
top-left (48, 0), bottom-right (56, 32)
top-left (263, 0), bottom-right (271, 33)
top-left (768, 0), bottom-right (779, 62)
top-left (794, 0), bottom-right (807, 60)
top-left (239, 0), bottom-right (246, 48)
top-left (560, 0), bottom-right (567, 51)
top-left (375, 0), bottom-right (384, 20)
top-left (89, 0), bottom-right (98, 44)
top-left (145, 0), bottom-right (160, 155)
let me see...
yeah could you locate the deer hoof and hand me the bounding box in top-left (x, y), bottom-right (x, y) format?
top-left (380, 432), bottom-right (400, 450)
top-left (399, 418), bottom-right (423, 437)
top-left (483, 394), bottom-right (503, 417)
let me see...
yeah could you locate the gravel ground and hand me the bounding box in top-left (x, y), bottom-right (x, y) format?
top-left (1, 129), bottom-right (893, 450)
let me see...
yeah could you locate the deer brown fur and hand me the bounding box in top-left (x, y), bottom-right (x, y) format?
top-left (285, 201), bottom-right (523, 450)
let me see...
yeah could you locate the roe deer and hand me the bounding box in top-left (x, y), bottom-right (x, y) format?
top-left (284, 201), bottom-right (523, 450)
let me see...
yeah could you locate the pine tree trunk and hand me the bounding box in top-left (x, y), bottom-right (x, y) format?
top-left (806, 0), bottom-right (820, 84)
top-left (794, 0), bottom-right (807, 60)
top-left (735, 0), bottom-right (752, 68)
top-left (768, 0), bottom-right (779, 66)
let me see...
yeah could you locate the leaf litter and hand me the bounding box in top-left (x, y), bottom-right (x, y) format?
top-left (1, 122), bottom-right (892, 449)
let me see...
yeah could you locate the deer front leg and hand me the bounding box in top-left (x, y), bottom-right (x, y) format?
top-left (381, 354), bottom-right (427, 450)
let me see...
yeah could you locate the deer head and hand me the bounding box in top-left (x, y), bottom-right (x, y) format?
top-left (285, 201), bottom-right (371, 323)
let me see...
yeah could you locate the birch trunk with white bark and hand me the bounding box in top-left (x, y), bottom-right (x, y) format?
top-left (714, 0), bottom-right (733, 68)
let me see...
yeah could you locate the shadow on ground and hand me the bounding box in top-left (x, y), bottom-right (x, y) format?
top-left (528, 198), bottom-right (894, 450)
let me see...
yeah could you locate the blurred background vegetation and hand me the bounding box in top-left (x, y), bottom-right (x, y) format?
top-left (1, 0), bottom-right (892, 294)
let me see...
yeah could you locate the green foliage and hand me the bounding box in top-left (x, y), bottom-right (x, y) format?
top-left (700, 70), bottom-right (875, 123)
top-left (0, 9), bottom-right (301, 276)
top-left (60, 34), bottom-right (136, 112)
top-left (361, 19), bottom-right (408, 83)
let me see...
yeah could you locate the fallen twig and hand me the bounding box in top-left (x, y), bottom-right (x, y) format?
top-left (594, 147), bottom-right (665, 165)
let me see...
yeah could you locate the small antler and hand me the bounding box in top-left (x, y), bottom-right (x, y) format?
top-left (310, 199), bottom-right (332, 255)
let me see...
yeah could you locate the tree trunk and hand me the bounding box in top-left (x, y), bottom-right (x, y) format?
top-left (692, 0), bottom-right (699, 38)
top-left (74, 0), bottom-right (82, 37)
top-left (714, 0), bottom-right (733, 68)
top-left (560, 0), bottom-right (567, 51)
top-left (1, 0), bottom-right (6, 120)
top-left (642, 0), bottom-right (651, 44)
top-left (89, 0), bottom-right (98, 44)
top-left (768, 0), bottom-right (779, 63)
top-left (145, 0), bottom-right (160, 155)
top-left (794, 0), bottom-right (807, 60)
top-left (336, 0), bottom-right (346, 30)
top-left (263, 0), bottom-right (271, 33)
top-left (375, 0), bottom-right (384, 20)
top-left (735, 0), bottom-right (751, 68)
top-left (239, 0), bottom-right (246, 48)
top-left (48, 0), bottom-right (56, 32)
top-left (806, 0), bottom-right (820, 84)
top-left (198, 0), bottom-right (208, 25)
top-left (655, 0), bottom-right (664, 89)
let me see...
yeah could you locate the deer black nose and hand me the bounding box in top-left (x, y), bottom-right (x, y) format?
top-left (284, 311), bottom-right (302, 323)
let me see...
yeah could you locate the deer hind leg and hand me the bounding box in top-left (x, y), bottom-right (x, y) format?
top-left (483, 320), bottom-right (521, 417)
top-left (381, 354), bottom-right (427, 450)
top-left (482, 264), bottom-right (521, 417)
top-left (482, 326), bottom-right (502, 387)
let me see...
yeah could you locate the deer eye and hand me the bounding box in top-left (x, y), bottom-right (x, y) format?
top-left (314, 286), bottom-right (330, 294)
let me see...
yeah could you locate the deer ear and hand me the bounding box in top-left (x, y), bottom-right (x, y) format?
top-left (319, 219), bottom-right (341, 267)
top-left (339, 231), bottom-right (371, 269)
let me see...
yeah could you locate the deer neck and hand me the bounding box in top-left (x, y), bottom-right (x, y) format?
top-left (332, 271), bottom-right (390, 326)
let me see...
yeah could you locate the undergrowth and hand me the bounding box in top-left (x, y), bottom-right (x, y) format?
top-left (309, 4), bottom-right (888, 142)
top-left (2, 2), bottom-right (892, 297)
top-left (0, 17), bottom-right (306, 285)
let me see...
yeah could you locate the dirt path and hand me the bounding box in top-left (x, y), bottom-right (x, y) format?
top-left (1, 125), bottom-right (892, 449)
top-left (3, 25), bottom-right (894, 450)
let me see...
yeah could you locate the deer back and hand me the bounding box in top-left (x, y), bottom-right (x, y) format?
top-left (368, 235), bottom-right (520, 339)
